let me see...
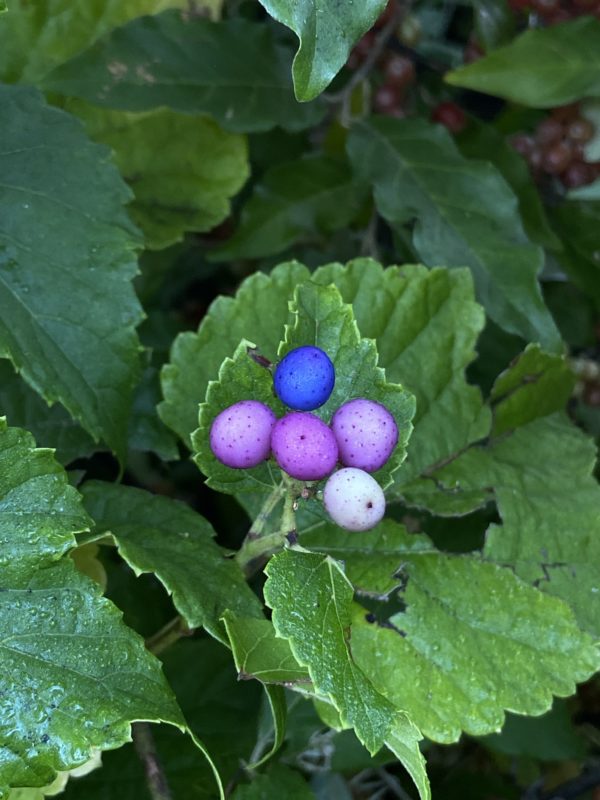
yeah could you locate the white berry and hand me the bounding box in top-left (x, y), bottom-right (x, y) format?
top-left (323, 468), bottom-right (385, 531)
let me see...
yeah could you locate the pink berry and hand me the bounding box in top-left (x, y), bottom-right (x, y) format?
top-left (210, 400), bottom-right (276, 469)
top-left (271, 412), bottom-right (338, 481)
top-left (323, 468), bottom-right (386, 531)
top-left (331, 398), bottom-right (398, 472)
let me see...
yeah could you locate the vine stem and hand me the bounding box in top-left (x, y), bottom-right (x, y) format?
top-left (132, 722), bottom-right (173, 800)
top-left (145, 616), bottom-right (190, 656)
top-left (235, 478), bottom-right (299, 575)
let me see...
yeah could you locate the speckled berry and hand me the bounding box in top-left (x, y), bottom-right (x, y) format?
top-left (271, 412), bottom-right (338, 481)
top-left (331, 398), bottom-right (398, 472)
top-left (210, 400), bottom-right (276, 469)
top-left (323, 468), bottom-right (386, 531)
top-left (273, 346), bottom-right (335, 411)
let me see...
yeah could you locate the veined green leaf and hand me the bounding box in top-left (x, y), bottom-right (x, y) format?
top-left (43, 13), bottom-right (325, 133)
top-left (71, 103), bottom-right (249, 251)
top-left (0, 0), bottom-right (202, 84)
top-left (0, 84), bottom-right (144, 460)
top-left (347, 118), bottom-right (562, 350)
top-left (160, 262), bottom-right (310, 448)
top-left (303, 521), bottom-right (599, 743)
top-left (81, 481), bottom-right (263, 643)
top-left (446, 17), bottom-right (600, 107)
top-left (211, 156), bottom-right (367, 262)
top-left (0, 419), bottom-right (183, 794)
top-left (257, 0), bottom-right (386, 101)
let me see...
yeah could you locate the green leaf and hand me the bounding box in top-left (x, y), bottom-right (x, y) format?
top-left (277, 281), bottom-right (416, 488)
top-left (223, 612), bottom-right (312, 687)
top-left (0, 84), bottom-right (143, 461)
top-left (0, 0), bottom-right (201, 84)
top-left (81, 481), bottom-right (263, 643)
top-left (61, 638), bottom-right (261, 800)
top-left (264, 549), bottom-right (430, 798)
top-left (264, 548), bottom-right (397, 755)
top-left (456, 118), bottom-right (560, 250)
top-left (159, 262), bottom-right (310, 448)
top-left (210, 156), bottom-right (366, 262)
top-left (257, 0), bottom-right (386, 101)
top-left (490, 344), bottom-right (575, 436)
top-left (232, 764), bottom-right (315, 800)
top-left (302, 521), bottom-right (599, 743)
top-left (192, 340), bottom-right (286, 495)
top-left (0, 362), bottom-right (96, 465)
top-left (446, 17), bottom-right (600, 107)
top-left (70, 103), bottom-right (249, 251)
top-left (43, 13), bottom-right (325, 133)
top-left (0, 419), bottom-right (183, 794)
top-left (347, 118), bottom-right (561, 350)
top-left (312, 260), bottom-right (491, 503)
top-left (550, 201), bottom-right (600, 311)
top-left (192, 281), bottom-right (415, 493)
top-left (432, 413), bottom-right (600, 637)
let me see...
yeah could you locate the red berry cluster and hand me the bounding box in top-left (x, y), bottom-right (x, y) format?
top-left (509, 0), bottom-right (600, 24)
top-left (510, 105), bottom-right (599, 189)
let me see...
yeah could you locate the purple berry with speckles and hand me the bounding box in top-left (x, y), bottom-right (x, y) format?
top-left (210, 400), bottom-right (276, 469)
top-left (331, 398), bottom-right (398, 472)
top-left (323, 468), bottom-right (386, 531)
top-left (271, 412), bottom-right (338, 481)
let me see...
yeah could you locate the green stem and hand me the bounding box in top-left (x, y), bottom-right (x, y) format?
top-left (146, 616), bottom-right (190, 656)
top-left (235, 478), bottom-right (299, 575)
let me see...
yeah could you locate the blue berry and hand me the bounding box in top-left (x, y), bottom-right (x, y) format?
top-left (273, 346), bottom-right (335, 411)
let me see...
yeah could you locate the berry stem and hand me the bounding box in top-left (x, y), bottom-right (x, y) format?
top-left (236, 475), bottom-right (300, 576)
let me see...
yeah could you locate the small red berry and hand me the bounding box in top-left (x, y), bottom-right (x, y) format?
top-left (432, 102), bottom-right (467, 134)
top-left (561, 160), bottom-right (595, 188)
top-left (536, 117), bottom-right (564, 145)
top-left (542, 141), bottom-right (574, 174)
top-left (374, 84), bottom-right (403, 114)
top-left (567, 117), bottom-right (595, 143)
top-left (382, 55), bottom-right (415, 90)
top-left (509, 134), bottom-right (535, 158)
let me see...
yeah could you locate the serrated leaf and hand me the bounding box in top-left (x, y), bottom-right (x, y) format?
top-left (192, 340), bottom-right (286, 495)
top-left (456, 118), bottom-right (560, 250)
top-left (446, 17), bottom-right (600, 106)
top-left (61, 639), bottom-right (260, 800)
top-left (264, 549), bottom-right (397, 754)
top-left (160, 262), bottom-right (310, 447)
top-left (0, 0), bottom-right (200, 84)
top-left (0, 362), bottom-right (96, 465)
top-left (210, 156), bottom-right (366, 262)
top-left (0, 419), bottom-right (183, 794)
top-left (312, 260), bottom-right (491, 505)
top-left (42, 13), bottom-right (325, 134)
top-left (490, 344), bottom-right (575, 436)
top-left (280, 281), bottom-right (416, 487)
top-left (257, 0), bottom-right (386, 101)
top-left (302, 520), bottom-right (599, 743)
top-left (347, 118), bottom-right (562, 350)
top-left (232, 764), bottom-right (315, 800)
top-left (0, 84), bottom-right (143, 461)
top-left (81, 481), bottom-right (263, 642)
top-left (70, 103), bottom-right (249, 251)
top-left (432, 413), bottom-right (600, 637)
top-left (223, 612), bottom-right (312, 687)
top-left (263, 549), bottom-right (430, 798)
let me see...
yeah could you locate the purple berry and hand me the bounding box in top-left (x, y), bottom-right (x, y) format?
top-left (274, 346), bottom-right (335, 411)
top-left (323, 468), bottom-right (386, 531)
top-left (271, 412), bottom-right (338, 481)
top-left (210, 400), bottom-right (276, 469)
top-left (331, 398), bottom-right (398, 472)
